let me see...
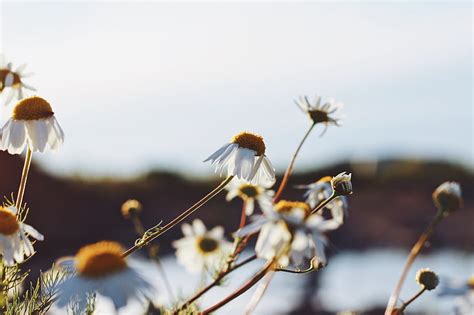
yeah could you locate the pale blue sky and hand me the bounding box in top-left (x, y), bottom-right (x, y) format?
top-left (0, 1), bottom-right (472, 177)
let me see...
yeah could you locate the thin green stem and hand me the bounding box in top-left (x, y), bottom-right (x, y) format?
top-left (385, 211), bottom-right (445, 315)
top-left (273, 122), bottom-right (316, 202)
top-left (121, 176), bottom-right (233, 258)
top-left (15, 148), bottom-right (33, 209)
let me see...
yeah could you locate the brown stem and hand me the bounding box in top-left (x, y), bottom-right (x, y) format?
top-left (385, 212), bottom-right (444, 315)
top-left (201, 260), bottom-right (275, 314)
top-left (396, 287), bottom-right (427, 314)
top-left (311, 193), bottom-right (336, 215)
top-left (175, 254), bottom-right (257, 314)
top-left (239, 200), bottom-right (247, 229)
top-left (15, 148), bottom-right (33, 209)
top-left (121, 176), bottom-right (233, 258)
top-left (273, 123), bottom-right (315, 202)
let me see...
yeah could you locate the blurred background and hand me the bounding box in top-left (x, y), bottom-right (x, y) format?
top-left (0, 1), bottom-right (472, 314)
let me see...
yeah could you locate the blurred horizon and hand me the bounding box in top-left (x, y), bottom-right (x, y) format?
top-left (0, 1), bottom-right (472, 178)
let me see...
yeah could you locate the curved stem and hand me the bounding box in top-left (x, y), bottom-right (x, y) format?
top-left (121, 176), bottom-right (233, 258)
top-left (175, 254), bottom-right (257, 314)
top-left (396, 287), bottom-right (427, 314)
top-left (244, 271), bottom-right (275, 315)
top-left (15, 148), bottom-right (32, 209)
top-left (385, 212), bottom-right (444, 315)
top-left (201, 260), bottom-right (275, 314)
top-left (273, 123), bottom-right (315, 202)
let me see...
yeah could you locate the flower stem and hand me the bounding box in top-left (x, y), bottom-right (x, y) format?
top-left (244, 271), bottom-right (275, 314)
top-left (130, 215), bottom-right (176, 303)
top-left (273, 122), bottom-right (316, 202)
top-left (15, 148), bottom-right (33, 209)
top-left (175, 254), bottom-right (257, 314)
top-left (121, 176), bottom-right (233, 258)
top-left (239, 200), bottom-right (247, 229)
top-left (395, 287), bottom-right (427, 314)
top-left (311, 193), bottom-right (336, 214)
top-left (201, 260), bottom-right (275, 314)
top-left (385, 211), bottom-right (445, 315)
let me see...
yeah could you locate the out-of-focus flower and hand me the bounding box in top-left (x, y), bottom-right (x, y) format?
top-left (172, 219), bottom-right (232, 274)
top-left (297, 175), bottom-right (348, 225)
top-left (225, 178), bottom-right (274, 216)
top-left (331, 172), bottom-right (353, 196)
top-left (204, 131), bottom-right (276, 186)
top-left (295, 94), bottom-right (344, 133)
top-left (437, 275), bottom-right (474, 315)
top-left (0, 96), bottom-right (64, 154)
top-left (55, 241), bottom-right (154, 312)
top-left (0, 55), bottom-right (35, 106)
top-left (121, 199), bottom-right (143, 219)
top-left (237, 200), bottom-right (342, 268)
top-left (416, 268), bottom-right (439, 290)
top-left (432, 182), bottom-right (462, 214)
top-left (0, 206), bottom-right (43, 266)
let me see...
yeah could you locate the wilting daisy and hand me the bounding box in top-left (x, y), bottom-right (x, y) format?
top-left (55, 241), bottom-right (154, 312)
top-left (295, 94), bottom-right (344, 135)
top-left (225, 178), bottom-right (274, 216)
top-left (432, 181), bottom-right (462, 214)
top-left (0, 55), bottom-right (35, 106)
top-left (438, 275), bottom-right (474, 315)
top-left (297, 175), bottom-right (348, 226)
top-left (0, 205), bottom-right (43, 266)
top-left (237, 200), bottom-right (342, 268)
top-left (204, 131), bottom-right (276, 186)
top-left (0, 96), bottom-right (64, 154)
top-left (173, 219), bottom-right (232, 274)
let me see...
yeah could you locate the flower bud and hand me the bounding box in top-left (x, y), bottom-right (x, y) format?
top-left (121, 199), bottom-right (143, 219)
top-left (331, 172), bottom-right (353, 196)
top-left (416, 268), bottom-right (439, 290)
top-left (432, 182), bottom-right (462, 214)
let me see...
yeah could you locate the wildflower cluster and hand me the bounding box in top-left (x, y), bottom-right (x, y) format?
top-left (0, 54), bottom-right (467, 315)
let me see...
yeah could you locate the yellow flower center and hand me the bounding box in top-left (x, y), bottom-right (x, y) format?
top-left (13, 96), bottom-right (54, 121)
top-left (75, 241), bottom-right (127, 278)
top-left (468, 275), bottom-right (474, 289)
top-left (316, 176), bottom-right (332, 184)
top-left (0, 69), bottom-right (21, 91)
top-left (238, 184), bottom-right (259, 198)
top-left (0, 207), bottom-right (20, 235)
top-left (196, 236), bottom-right (219, 254)
top-left (231, 132), bottom-right (266, 156)
top-left (121, 199), bottom-right (143, 219)
top-left (275, 200), bottom-right (311, 216)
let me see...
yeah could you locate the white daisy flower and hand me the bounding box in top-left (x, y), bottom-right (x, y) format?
top-left (0, 96), bottom-right (65, 154)
top-left (331, 171), bottom-right (353, 196)
top-left (172, 219), bottom-right (232, 274)
top-left (237, 200), bottom-right (342, 268)
top-left (295, 94), bottom-right (344, 134)
top-left (55, 241), bottom-right (155, 312)
top-left (0, 205), bottom-right (43, 266)
top-left (204, 131), bottom-right (276, 186)
top-left (225, 178), bottom-right (274, 216)
top-left (297, 175), bottom-right (348, 226)
top-left (0, 55), bottom-right (35, 106)
top-left (437, 275), bottom-right (474, 315)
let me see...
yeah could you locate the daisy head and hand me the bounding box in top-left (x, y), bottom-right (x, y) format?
top-left (121, 199), bottom-right (143, 219)
top-left (240, 200), bottom-right (342, 268)
top-left (416, 268), bottom-right (439, 291)
top-left (331, 172), bottom-right (353, 196)
top-left (432, 181), bottom-right (462, 214)
top-left (0, 96), bottom-right (65, 154)
top-left (204, 131), bottom-right (276, 186)
top-left (0, 55), bottom-right (35, 106)
top-left (55, 241), bottom-right (154, 312)
top-left (295, 94), bottom-right (344, 134)
top-left (172, 219), bottom-right (232, 274)
top-left (0, 205), bottom-right (43, 266)
top-left (225, 178), bottom-right (274, 215)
